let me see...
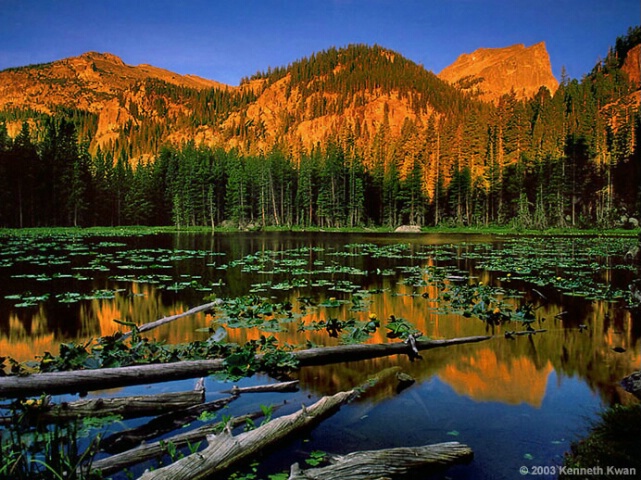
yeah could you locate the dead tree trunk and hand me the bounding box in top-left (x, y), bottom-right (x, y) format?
top-left (0, 359), bottom-right (225, 398)
top-left (89, 410), bottom-right (267, 477)
top-left (123, 301), bottom-right (221, 338)
top-left (221, 380), bottom-right (299, 395)
top-left (287, 442), bottom-right (473, 479)
top-left (0, 336), bottom-right (491, 398)
top-left (293, 335), bottom-right (491, 366)
top-left (31, 388), bottom-right (205, 423)
top-left (102, 380), bottom-right (299, 453)
top-left (102, 395), bottom-right (237, 453)
top-left (138, 390), bottom-right (356, 480)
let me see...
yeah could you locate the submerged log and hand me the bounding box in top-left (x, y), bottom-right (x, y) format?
top-left (89, 410), bottom-right (267, 476)
top-left (41, 387), bottom-right (204, 423)
top-left (138, 389), bottom-right (355, 480)
top-left (102, 395), bottom-right (237, 454)
top-left (221, 380), bottom-right (299, 395)
top-left (288, 442), bottom-right (473, 480)
top-left (0, 335), bottom-right (491, 398)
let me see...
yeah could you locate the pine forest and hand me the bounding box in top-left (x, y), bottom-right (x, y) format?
top-left (0, 28), bottom-right (639, 231)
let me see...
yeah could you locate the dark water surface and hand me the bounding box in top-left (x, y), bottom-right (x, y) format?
top-left (1, 231), bottom-right (639, 479)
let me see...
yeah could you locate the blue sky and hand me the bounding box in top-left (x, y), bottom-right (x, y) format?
top-left (0, 0), bottom-right (638, 85)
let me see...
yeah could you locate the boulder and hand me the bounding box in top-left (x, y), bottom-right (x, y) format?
top-left (394, 225), bottom-right (421, 233)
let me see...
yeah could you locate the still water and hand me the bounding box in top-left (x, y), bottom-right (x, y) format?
top-left (1, 231), bottom-right (639, 479)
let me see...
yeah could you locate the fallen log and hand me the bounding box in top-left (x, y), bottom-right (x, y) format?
top-left (0, 359), bottom-right (225, 398)
top-left (102, 395), bottom-right (237, 454)
top-left (293, 335), bottom-right (491, 366)
top-left (0, 335), bottom-right (491, 398)
top-left (29, 388), bottom-right (205, 423)
top-left (287, 442), bottom-right (473, 480)
top-left (221, 380), bottom-right (299, 395)
top-left (123, 300), bottom-right (221, 338)
top-left (97, 372), bottom-right (394, 475)
top-left (89, 410), bottom-right (268, 476)
top-left (138, 389), bottom-right (356, 480)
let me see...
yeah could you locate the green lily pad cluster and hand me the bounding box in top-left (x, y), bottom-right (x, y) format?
top-left (474, 237), bottom-right (633, 301)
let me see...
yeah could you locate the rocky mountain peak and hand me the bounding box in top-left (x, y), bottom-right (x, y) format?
top-left (79, 51), bottom-right (126, 66)
top-left (438, 42), bottom-right (559, 102)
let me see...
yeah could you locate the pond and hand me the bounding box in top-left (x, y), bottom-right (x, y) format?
top-left (1, 231), bottom-right (639, 479)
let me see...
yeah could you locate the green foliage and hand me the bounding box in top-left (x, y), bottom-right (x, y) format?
top-left (0, 403), bottom-right (104, 480)
top-left (305, 450), bottom-right (328, 467)
top-left (386, 315), bottom-right (422, 340)
top-left (562, 404), bottom-right (641, 479)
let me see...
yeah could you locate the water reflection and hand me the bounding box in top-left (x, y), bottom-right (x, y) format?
top-left (0, 232), bottom-right (639, 411)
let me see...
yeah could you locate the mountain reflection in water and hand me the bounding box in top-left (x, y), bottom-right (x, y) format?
top-left (1, 232), bottom-right (639, 478)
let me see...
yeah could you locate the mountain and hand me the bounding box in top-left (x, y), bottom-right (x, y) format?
top-left (0, 51), bottom-right (228, 109)
top-left (213, 44), bottom-right (467, 153)
top-left (0, 30), bottom-right (638, 231)
top-left (438, 42), bottom-right (559, 102)
top-left (0, 38), bottom-right (634, 162)
top-left (0, 45), bottom-right (485, 156)
top-left (0, 51), bottom-right (230, 145)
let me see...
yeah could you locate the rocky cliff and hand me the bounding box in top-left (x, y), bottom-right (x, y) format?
top-left (0, 52), bottom-right (230, 143)
top-left (622, 44), bottom-right (641, 88)
top-left (438, 42), bottom-right (559, 102)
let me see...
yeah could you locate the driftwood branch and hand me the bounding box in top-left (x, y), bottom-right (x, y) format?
top-left (102, 395), bottom-right (237, 453)
top-left (124, 301), bottom-right (221, 337)
top-left (89, 410), bottom-right (267, 476)
top-left (0, 335), bottom-right (491, 398)
top-left (138, 389), bottom-right (355, 480)
top-left (221, 380), bottom-right (299, 395)
top-left (287, 442), bottom-right (473, 479)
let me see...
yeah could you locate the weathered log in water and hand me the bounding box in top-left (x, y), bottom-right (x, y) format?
top-left (89, 410), bottom-right (267, 476)
top-left (293, 335), bottom-right (491, 366)
top-left (287, 442), bottom-right (473, 480)
top-left (0, 335), bottom-right (491, 398)
top-left (102, 395), bottom-right (237, 454)
top-left (221, 380), bottom-right (299, 394)
top-left (0, 359), bottom-right (226, 398)
top-left (138, 389), bottom-right (356, 480)
top-left (31, 388), bottom-right (205, 423)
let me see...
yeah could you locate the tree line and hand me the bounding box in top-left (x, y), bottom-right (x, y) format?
top-left (0, 28), bottom-right (639, 230)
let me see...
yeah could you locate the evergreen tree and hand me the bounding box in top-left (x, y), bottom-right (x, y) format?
top-left (0, 122), bottom-right (13, 226)
top-left (225, 151), bottom-right (249, 226)
top-left (10, 122), bottom-right (38, 227)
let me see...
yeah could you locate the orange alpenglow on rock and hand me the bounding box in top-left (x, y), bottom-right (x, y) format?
top-left (438, 42), bottom-right (559, 103)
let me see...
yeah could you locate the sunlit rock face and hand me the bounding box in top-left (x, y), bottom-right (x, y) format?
top-left (0, 51), bottom-right (229, 146)
top-left (621, 44), bottom-right (640, 88)
top-left (439, 42), bottom-right (559, 102)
